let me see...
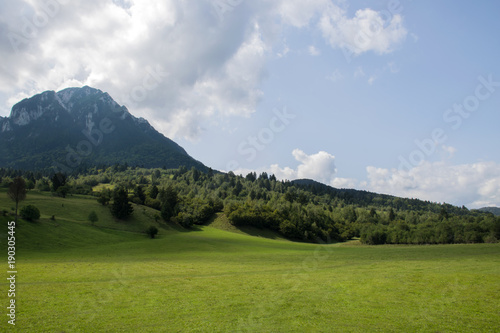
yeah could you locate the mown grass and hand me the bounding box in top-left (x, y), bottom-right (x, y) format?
top-left (0, 191), bottom-right (499, 332)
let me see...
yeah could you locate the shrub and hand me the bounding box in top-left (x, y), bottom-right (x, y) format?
top-left (145, 197), bottom-right (161, 210)
top-left (172, 212), bottom-right (194, 229)
top-left (97, 190), bottom-right (111, 205)
top-left (20, 205), bottom-right (40, 221)
top-left (88, 211), bottom-right (98, 225)
top-left (484, 234), bottom-right (498, 243)
top-left (146, 226), bottom-right (159, 239)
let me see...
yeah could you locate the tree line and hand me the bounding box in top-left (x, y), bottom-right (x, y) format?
top-left (2, 166), bottom-right (499, 244)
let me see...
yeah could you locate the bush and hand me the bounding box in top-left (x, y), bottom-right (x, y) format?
top-left (145, 197), bottom-right (161, 210)
top-left (88, 211), bottom-right (98, 225)
top-left (97, 190), bottom-right (111, 205)
top-left (172, 212), bottom-right (194, 228)
top-left (484, 234), bottom-right (498, 243)
top-left (361, 226), bottom-right (387, 245)
top-left (146, 226), bottom-right (159, 239)
top-left (20, 205), bottom-right (40, 221)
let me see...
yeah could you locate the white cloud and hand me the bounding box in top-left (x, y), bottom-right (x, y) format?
top-left (330, 177), bottom-right (358, 189)
top-left (234, 149), bottom-right (338, 185)
top-left (308, 45), bottom-right (321, 56)
top-left (326, 69), bottom-right (343, 82)
top-left (0, 0), bottom-right (408, 140)
top-left (294, 149), bottom-right (337, 183)
top-left (441, 145), bottom-right (457, 159)
top-left (319, 6), bottom-right (407, 56)
top-left (236, 147), bottom-right (500, 209)
top-left (363, 161), bottom-right (500, 209)
top-left (275, 0), bottom-right (330, 28)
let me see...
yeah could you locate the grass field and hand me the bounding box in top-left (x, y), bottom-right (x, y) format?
top-left (1, 191), bottom-right (499, 332)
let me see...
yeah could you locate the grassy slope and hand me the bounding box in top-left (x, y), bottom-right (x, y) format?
top-left (0, 191), bottom-right (499, 332)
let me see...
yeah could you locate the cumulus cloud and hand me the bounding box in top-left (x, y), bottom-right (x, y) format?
top-left (363, 161), bottom-right (500, 209)
top-left (319, 6), bottom-right (407, 56)
top-left (234, 149), bottom-right (338, 184)
top-left (0, 0), bottom-right (408, 139)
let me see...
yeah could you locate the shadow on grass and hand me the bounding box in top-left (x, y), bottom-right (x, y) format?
top-left (204, 213), bottom-right (286, 241)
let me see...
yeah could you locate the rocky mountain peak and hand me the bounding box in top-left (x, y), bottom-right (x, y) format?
top-left (0, 86), bottom-right (207, 171)
top-left (2, 86), bottom-right (126, 131)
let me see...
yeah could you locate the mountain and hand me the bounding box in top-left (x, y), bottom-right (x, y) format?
top-left (0, 86), bottom-right (206, 172)
top-left (478, 207), bottom-right (500, 216)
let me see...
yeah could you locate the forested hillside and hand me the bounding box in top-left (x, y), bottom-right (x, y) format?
top-left (2, 166), bottom-right (499, 245)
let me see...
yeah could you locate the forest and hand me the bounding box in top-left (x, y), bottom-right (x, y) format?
top-left (1, 166), bottom-right (499, 245)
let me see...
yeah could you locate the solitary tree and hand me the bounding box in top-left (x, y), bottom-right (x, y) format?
top-left (88, 211), bottom-right (98, 225)
top-left (8, 177), bottom-right (27, 222)
top-left (146, 226), bottom-right (159, 239)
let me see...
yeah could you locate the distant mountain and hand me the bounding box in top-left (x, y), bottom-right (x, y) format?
top-left (0, 86), bottom-right (206, 172)
top-left (478, 207), bottom-right (500, 216)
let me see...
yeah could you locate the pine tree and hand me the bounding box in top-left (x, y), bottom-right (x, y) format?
top-left (134, 185), bottom-right (146, 205)
top-left (389, 208), bottom-right (396, 222)
top-left (111, 188), bottom-right (133, 219)
top-left (149, 185), bottom-right (159, 199)
top-left (52, 172), bottom-right (67, 192)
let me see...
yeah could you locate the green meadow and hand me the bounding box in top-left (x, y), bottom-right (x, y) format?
top-left (1, 191), bottom-right (499, 332)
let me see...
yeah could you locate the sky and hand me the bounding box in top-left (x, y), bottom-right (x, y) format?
top-left (0, 0), bottom-right (499, 209)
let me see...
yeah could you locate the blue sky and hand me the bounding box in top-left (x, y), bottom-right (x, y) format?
top-left (0, 0), bottom-right (499, 208)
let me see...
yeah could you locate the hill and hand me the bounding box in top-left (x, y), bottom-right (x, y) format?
top-left (479, 207), bottom-right (500, 216)
top-left (292, 178), bottom-right (469, 215)
top-left (3, 166), bottom-right (496, 246)
top-left (0, 86), bottom-right (206, 172)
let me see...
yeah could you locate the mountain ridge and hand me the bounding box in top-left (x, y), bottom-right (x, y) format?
top-left (0, 86), bottom-right (206, 172)
top-left (478, 207), bottom-right (500, 216)
top-left (291, 178), bottom-right (473, 214)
